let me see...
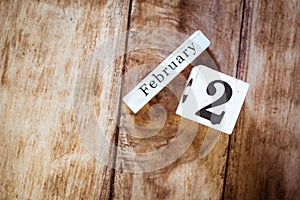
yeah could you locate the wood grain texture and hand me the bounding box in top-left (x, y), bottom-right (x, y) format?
top-left (113, 0), bottom-right (244, 199)
top-left (1, 0), bottom-right (299, 199)
top-left (0, 0), bottom-right (130, 199)
top-left (224, 0), bottom-right (300, 199)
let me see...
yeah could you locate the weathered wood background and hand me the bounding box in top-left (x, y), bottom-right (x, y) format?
top-left (0, 0), bottom-right (299, 199)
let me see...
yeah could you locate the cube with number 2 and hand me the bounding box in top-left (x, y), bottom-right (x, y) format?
top-left (176, 65), bottom-right (249, 134)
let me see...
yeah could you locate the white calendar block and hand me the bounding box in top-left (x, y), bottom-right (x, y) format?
top-left (176, 65), bottom-right (249, 134)
top-left (123, 30), bottom-right (210, 113)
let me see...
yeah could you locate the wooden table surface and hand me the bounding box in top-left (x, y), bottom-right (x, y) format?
top-left (0, 0), bottom-right (299, 199)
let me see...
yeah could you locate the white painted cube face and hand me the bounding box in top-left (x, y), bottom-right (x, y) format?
top-left (176, 65), bottom-right (249, 134)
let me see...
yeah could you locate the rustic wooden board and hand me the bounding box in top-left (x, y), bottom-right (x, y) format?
top-left (224, 0), bottom-right (300, 199)
top-left (1, 0), bottom-right (299, 199)
top-left (0, 0), bottom-right (130, 199)
top-left (113, 0), bottom-right (244, 199)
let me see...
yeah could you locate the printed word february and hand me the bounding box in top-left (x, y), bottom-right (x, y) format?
top-left (139, 42), bottom-right (197, 96)
top-left (123, 30), bottom-right (210, 113)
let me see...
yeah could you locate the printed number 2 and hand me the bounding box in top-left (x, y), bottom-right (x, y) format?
top-left (183, 79), bottom-right (233, 124)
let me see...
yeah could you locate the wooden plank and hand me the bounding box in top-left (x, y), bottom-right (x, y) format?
top-left (224, 0), bottom-right (300, 199)
top-left (113, 0), bottom-right (244, 199)
top-left (0, 0), bottom-right (130, 199)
